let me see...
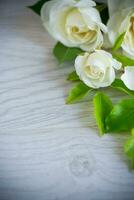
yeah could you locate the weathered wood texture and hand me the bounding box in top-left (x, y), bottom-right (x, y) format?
top-left (0, 0), bottom-right (134, 200)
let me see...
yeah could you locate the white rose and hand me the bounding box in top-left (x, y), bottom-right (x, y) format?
top-left (106, 0), bottom-right (134, 58)
top-left (41, 0), bottom-right (107, 52)
top-left (121, 66), bottom-right (134, 91)
top-left (75, 50), bottom-right (122, 89)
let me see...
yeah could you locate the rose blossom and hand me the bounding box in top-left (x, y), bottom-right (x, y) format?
top-left (41, 0), bottom-right (107, 52)
top-left (105, 0), bottom-right (134, 59)
top-left (75, 50), bottom-right (122, 89)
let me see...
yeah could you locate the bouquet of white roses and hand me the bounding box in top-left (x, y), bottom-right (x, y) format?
top-left (29, 0), bottom-right (134, 169)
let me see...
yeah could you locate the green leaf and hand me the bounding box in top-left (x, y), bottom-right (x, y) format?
top-left (67, 71), bottom-right (80, 81)
top-left (113, 54), bottom-right (134, 66)
top-left (111, 79), bottom-right (134, 96)
top-left (112, 32), bottom-right (126, 51)
top-left (53, 42), bottom-right (83, 64)
top-left (28, 0), bottom-right (50, 15)
top-left (96, 2), bottom-right (109, 25)
top-left (93, 92), bottom-right (113, 135)
top-left (132, 129), bottom-right (134, 136)
top-left (66, 82), bottom-right (92, 104)
top-left (105, 99), bottom-right (134, 132)
top-left (124, 129), bottom-right (134, 169)
top-left (96, 3), bottom-right (107, 12)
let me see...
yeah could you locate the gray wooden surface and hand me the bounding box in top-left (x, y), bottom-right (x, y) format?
top-left (0, 0), bottom-right (134, 200)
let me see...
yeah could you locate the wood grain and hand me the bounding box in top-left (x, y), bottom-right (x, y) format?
top-left (0, 0), bottom-right (134, 200)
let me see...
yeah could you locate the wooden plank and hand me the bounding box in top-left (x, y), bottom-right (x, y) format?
top-left (0, 0), bottom-right (134, 199)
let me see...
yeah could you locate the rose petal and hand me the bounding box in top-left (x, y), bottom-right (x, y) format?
top-left (121, 66), bottom-right (134, 91)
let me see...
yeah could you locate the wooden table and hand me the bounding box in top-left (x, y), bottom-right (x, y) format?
top-left (0, 0), bottom-right (134, 199)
